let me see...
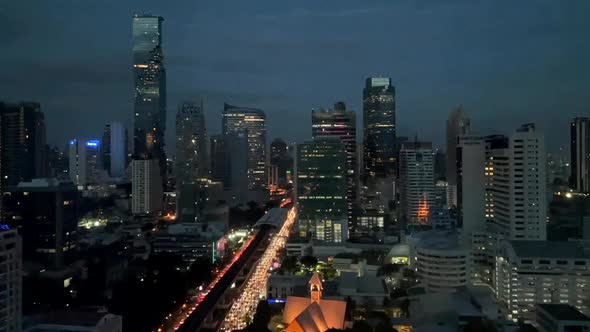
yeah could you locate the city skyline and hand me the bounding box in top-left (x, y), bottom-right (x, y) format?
top-left (1, 1), bottom-right (589, 153)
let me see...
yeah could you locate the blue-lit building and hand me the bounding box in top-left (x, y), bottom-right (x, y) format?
top-left (132, 15), bottom-right (167, 180)
top-left (69, 139), bottom-right (100, 187)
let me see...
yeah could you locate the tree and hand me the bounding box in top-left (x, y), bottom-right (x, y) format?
top-left (377, 264), bottom-right (402, 277)
top-left (300, 255), bottom-right (319, 271)
top-left (280, 255), bottom-right (300, 274)
top-left (375, 321), bottom-right (398, 332)
top-left (389, 288), bottom-right (407, 300)
top-left (351, 320), bottom-right (373, 332)
top-left (319, 264), bottom-right (337, 280)
top-left (362, 297), bottom-right (377, 314)
top-left (345, 296), bottom-right (356, 320)
top-left (399, 298), bottom-right (410, 318)
top-left (402, 268), bottom-right (417, 279)
top-left (247, 300), bottom-right (272, 332)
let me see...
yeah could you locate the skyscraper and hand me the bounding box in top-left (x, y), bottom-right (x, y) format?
top-left (131, 159), bottom-right (163, 215)
top-left (68, 139), bottom-right (100, 187)
top-left (489, 124), bottom-right (547, 240)
top-left (456, 136), bottom-right (486, 235)
top-left (571, 117), bottom-right (590, 193)
top-left (363, 77), bottom-right (396, 179)
top-left (222, 103), bottom-right (266, 191)
top-left (46, 145), bottom-right (69, 179)
top-left (312, 102), bottom-right (357, 232)
top-left (176, 101), bottom-right (208, 185)
top-left (210, 134), bottom-right (248, 203)
top-left (295, 137), bottom-right (348, 243)
top-left (0, 102), bottom-right (46, 187)
top-left (0, 227), bottom-right (22, 332)
top-left (132, 15), bottom-right (167, 180)
top-left (270, 138), bottom-right (292, 184)
top-left (2, 179), bottom-right (78, 270)
top-left (399, 141), bottom-right (435, 224)
top-left (101, 122), bottom-right (128, 178)
top-left (446, 106), bottom-right (471, 207)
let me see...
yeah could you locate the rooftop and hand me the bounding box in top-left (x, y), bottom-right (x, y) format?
top-left (414, 231), bottom-right (466, 251)
top-left (339, 272), bottom-right (386, 294)
top-left (537, 304), bottom-right (590, 321)
top-left (27, 310), bottom-right (116, 327)
top-left (509, 240), bottom-right (590, 259)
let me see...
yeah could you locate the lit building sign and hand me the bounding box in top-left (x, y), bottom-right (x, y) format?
top-left (86, 140), bottom-right (100, 147)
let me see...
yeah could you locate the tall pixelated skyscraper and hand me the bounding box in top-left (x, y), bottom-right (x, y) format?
top-left (363, 77), bottom-right (396, 179)
top-left (399, 141), bottom-right (434, 224)
top-left (132, 15), bottom-right (167, 180)
top-left (176, 101), bottom-right (208, 185)
top-left (312, 102), bottom-right (357, 233)
top-left (0, 102), bottom-right (46, 187)
top-left (571, 117), bottom-right (590, 193)
top-left (445, 106), bottom-right (471, 207)
top-left (101, 122), bottom-right (128, 178)
top-left (222, 103), bottom-right (267, 191)
top-left (488, 124), bottom-right (547, 240)
top-left (295, 137), bottom-right (348, 243)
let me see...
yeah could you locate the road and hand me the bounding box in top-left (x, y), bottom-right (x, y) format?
top-left (174, 227), bottom-right (270, 332)
top-left (219, 208), bottom-right (296, 331)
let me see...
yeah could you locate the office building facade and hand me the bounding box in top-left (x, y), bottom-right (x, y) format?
top-left (363, 77), bottom-right (396, 179)
top-left (2, 179), bottom-right (78, 270)
top-left (101, 122), bottom-right (127, 178)
top-left (312, 102), bottom-right (357, 232)
top-left (571, 117), bottom-right (590, 193)
top-left (210, 134), bottom-right (248, 203)
top-left (446, 106), bottom-right (471, 207)
top-left (496, 241), bottom-right (590, 322)
top-left (296, 137), bottom-right (348, 243)
top-left (456, 136), bottom-right (486, 235)
top-left (399, 141), bottom-right (435, 224)
top-left (176, 101), bottom-right (208, 185)
top-left (69, 139), bottom-right (100, 187)
top-left (270, 138), bottom-right (292, 184)
top-left (489, 124), bottom-right (547, 240)
top-left (131, 159), bottom-right (163, 215)
top-left (0, 228), bottom-right (22, 332)
top-left (222, 104), bottom-right (266, 191)
top-left (0, 102), bottom-right (46, 187)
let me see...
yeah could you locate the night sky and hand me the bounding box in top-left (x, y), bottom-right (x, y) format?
top-left (2, 0), bottom-right (589, 154)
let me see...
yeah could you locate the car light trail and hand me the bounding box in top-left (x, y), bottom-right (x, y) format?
top-left (156, 234), bottom-right (256, 332)
top-left (219, 207), bottom-right (296, 331)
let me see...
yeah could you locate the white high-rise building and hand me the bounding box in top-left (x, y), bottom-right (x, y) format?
top-left (69, 139), bottom-right (100, 187)
top-left (457, 136), bottom-right (486, 236)
top-left (489, 124), bottom-right (547, 240)
top-left (0, 228), bottom-right (22, 332)
top-left (399, 141), bottom-right (434, 224)
top-left (131, 159), bottom-right (163, 215)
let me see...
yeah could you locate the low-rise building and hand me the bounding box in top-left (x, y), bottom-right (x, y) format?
top-left (152, 222), bottom-right (225, 266)
top-left (405, 230), bottom-right (471, 293)
top-left (267, 275), bottom-right (309, 300)
top-left (496, 240), bottom-right (590, 322)
top-left (24, 310), bottom-right (122, 332)
top-left (338, 271), bottom-right (388, 305)
top-left (535, 303), bottom-right (590, 332)
top-left (406, 285), bottom-right (500, 332)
